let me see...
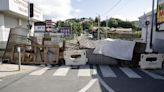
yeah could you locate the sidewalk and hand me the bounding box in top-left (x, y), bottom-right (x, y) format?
top-left (0, 64), bottom-right (39, 78)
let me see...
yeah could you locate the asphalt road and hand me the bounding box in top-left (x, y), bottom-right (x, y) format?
top-left (0, 65), bottom-right (164, 92)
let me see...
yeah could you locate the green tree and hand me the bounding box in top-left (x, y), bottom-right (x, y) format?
top-left (108, 18), bottom-right (118, 28)
top-left (94, 17), bottom-right (100, 26)
top-left (55, 21), bottom-right (65, 28)
top-left (106, 18), bottom-right (138, 30)
top-left (82, 21), bottom-right (94, 30)
top-left (100, 20), bottom-right (106, 27)
top-left (71, 22), bottom-right (83, 36)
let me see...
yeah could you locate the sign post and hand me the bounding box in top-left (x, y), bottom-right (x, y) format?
top-left (17, 47), bottom-right (21, 71)
top-left (150, 0), bottom-right (155, 49)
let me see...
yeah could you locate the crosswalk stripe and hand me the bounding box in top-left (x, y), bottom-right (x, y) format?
top-left (78, 65), bottom-right (91, 77)
top-left (30, 67), bottom-right (49, 75)
top-left (120, 67), bottom-right (141, 78)
top-left (53, 66), bottom-right (70, 76)
top-left (90, 65), bottom-right (116, 92)
top-left (99, 65), bottom-right (116, 77)
top-left (27, 65), bottom-right (164, 80)
top-left (142, 70), bottom-right (164, 80)
top-left (92, 65), bottom-right (97, 75)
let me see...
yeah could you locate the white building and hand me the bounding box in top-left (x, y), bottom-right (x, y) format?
top-left (0, 0), bottom-right (43, 42)
top-left (139, 11), bottom-right (164, 53)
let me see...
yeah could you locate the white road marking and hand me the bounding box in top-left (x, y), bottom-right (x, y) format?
top-left (142, 70), bottom-right (164, 80)
top-left (78, 79), bottom-right (97, 92)
top-left (92, 65), bottom-right (97, 75)
top-left (79, 65), bottom-right (115, 92)
top-left (96, 66), bottom-right (115, 92)
top-left (30, 67), bottom-right (49, 75)
top-left (0, 79), bottom-right (2, 81)
top-left (78, 65), bottom-right (91, 77)
top-left (120, 67), bottom-right (141, 78)
top-left (99, 65), bottom-right (116, 77)
top-left (53, 66), bottom-right (70, 76)
top-left (97, 75), bottom-right (115, 92)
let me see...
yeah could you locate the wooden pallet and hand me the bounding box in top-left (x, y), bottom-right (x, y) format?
top-left (2, 27), bottom-right (28, 63)
top-left (2, 27), bottom-right (65, 65)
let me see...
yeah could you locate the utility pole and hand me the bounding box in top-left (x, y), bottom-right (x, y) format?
top-left (145, 0), bottom-right (154, 53)
top-left (97, 15), bottom-right (100, 40)
top-left (70, 23), bottom-right (73, 38)
top-left (106, 16), bottom-right (108, 38)
top-left (150, 0), bottom-right (155, 49)
top-left (27, 2), bottom-right (30, 36)
top-left (106, 16), bottom-right (108, 27)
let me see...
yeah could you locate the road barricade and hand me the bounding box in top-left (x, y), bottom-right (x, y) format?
top-left (64, 50), bottom-right (88, 65)
top-left (139, 54), bottom-right (163, 69)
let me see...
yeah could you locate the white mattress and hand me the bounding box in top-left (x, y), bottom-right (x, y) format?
top-left (93, 38), bottom-right (136, 61)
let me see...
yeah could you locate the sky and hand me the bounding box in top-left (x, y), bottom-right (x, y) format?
top-left (28, 0), bottom-right (157, 21)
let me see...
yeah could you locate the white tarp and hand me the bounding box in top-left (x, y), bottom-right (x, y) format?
top-left (93, 38), bottom-right (136, 60)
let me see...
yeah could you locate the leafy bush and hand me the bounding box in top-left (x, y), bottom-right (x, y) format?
top-left (107, 31), bottom-right (141, 40)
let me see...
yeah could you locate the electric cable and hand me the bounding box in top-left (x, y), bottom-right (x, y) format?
top-left (101, 0), bottom-right (122, 16)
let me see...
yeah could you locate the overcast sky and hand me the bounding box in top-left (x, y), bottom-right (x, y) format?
top-left (28, 0), bottom-right (157, 21)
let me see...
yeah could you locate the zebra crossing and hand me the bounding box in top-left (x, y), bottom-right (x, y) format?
top-left (119, 67), bottom-right (141, 78)
top-left (99, 65), bottom-right (117, 77)
top-left (78, 65), bottom-right (91, 77)
top-left (53, 66), bottom-right (70, 76)
top-left (30, 67), bottom-right (50, 75)
top-left (141, 70), bottom-right (164, 80)
top-left (29, 65), bottom-right (164, 80)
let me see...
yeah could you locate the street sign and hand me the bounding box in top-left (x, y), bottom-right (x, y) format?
top-left (157, 0), bottom-right (164, 31)
top-left (34, 22), bottom-right (46, 32)
top-left (60, 27), bottom-right (71, 36)
top-left (45, 20), bottom-right (53, 32)
top-left (157, 0), bottom-right (164, 24)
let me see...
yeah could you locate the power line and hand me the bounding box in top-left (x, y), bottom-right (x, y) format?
top-left (101, 0), bottom-right (122, 16)
top-left (107, 0), bottom-right (132, 17)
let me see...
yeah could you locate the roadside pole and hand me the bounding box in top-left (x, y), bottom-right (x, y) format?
top-left (17, 47), bottom-right (21, 71)
top-left (150, 0), bottom-right (155, 49)
top-left (28, 2), bottom-right (31, 34)
top-left (97, 15), bottom-right (100, 40)
top-left (145, 0), bottom-right (154, 53)
top-left (106, 16), bottom-right (108, 38)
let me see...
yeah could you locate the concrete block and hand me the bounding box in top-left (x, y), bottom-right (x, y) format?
top-left (64, 50), bottom-right (88, 65)
top-left (139, 54), bottom-right (163, 69)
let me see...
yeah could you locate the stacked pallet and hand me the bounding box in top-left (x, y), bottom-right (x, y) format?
top-left (2, 26), bottom-right (28, 63)
top-left (2, 27), bottom-right (63, 65)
